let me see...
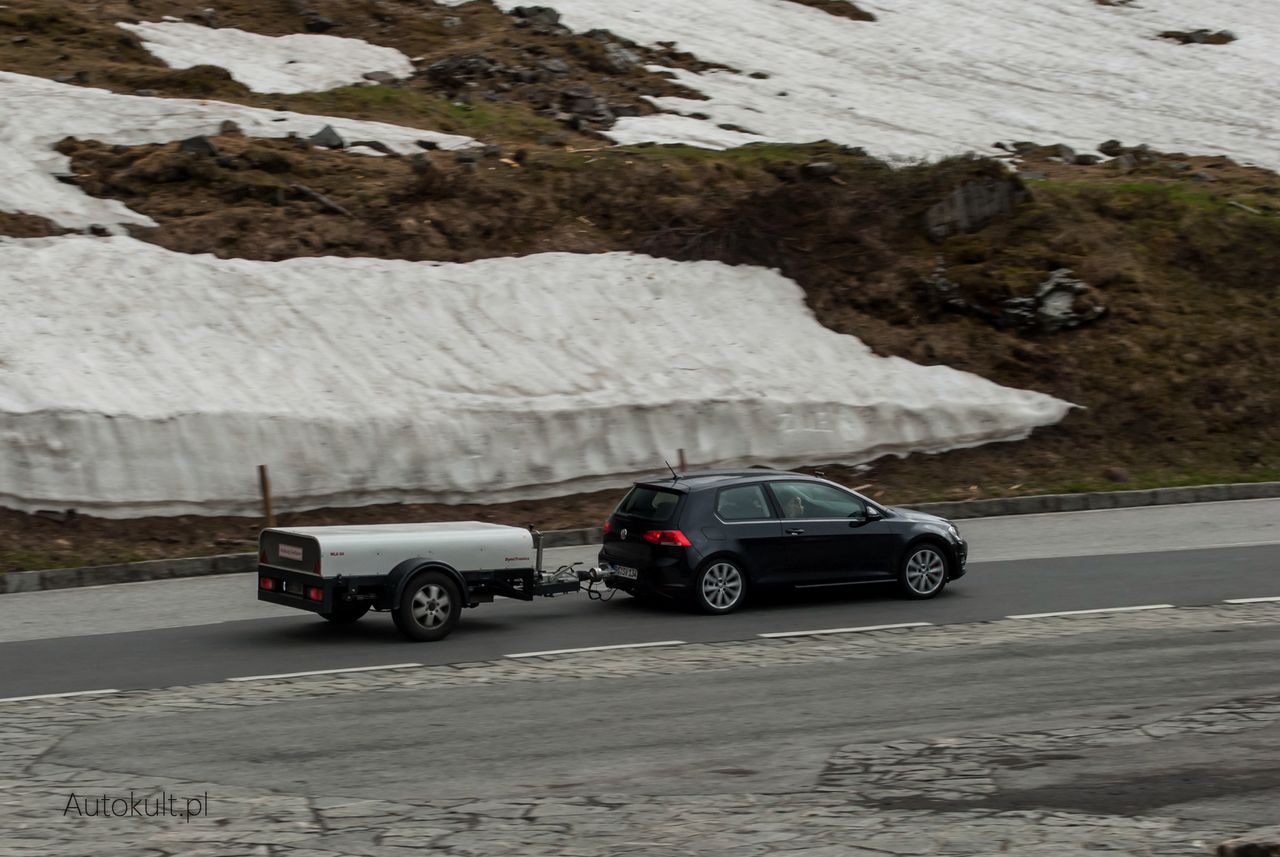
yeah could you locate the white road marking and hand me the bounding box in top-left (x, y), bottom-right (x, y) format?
top-left (759, 622), bottom-right (933, 639)
top-left (506, 641), bottom-right (686, 658)
top-left (228, 663), bottom-right (421, 682)
top-left (1008, 604), bottom-right (1175, 619)
top-left (1224, 596), bottom-right (1280, 604)
top-left (0, 688), bottom-right (120, 703)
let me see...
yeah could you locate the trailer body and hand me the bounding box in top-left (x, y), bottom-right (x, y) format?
top-left (256, 521), bottom-right (579, 641)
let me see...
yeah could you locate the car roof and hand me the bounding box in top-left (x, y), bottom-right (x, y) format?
top-left (635, 469), bottom-right (829, 493)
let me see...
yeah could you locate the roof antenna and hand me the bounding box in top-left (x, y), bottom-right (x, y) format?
top-left (664, 459), bottom-right (680, 480)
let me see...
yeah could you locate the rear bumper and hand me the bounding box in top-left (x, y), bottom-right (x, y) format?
top-left (596, 553), bottom-right (695, 598)
top-left (257, 567), bottom-right (341, 614)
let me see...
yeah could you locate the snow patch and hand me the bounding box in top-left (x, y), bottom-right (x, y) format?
top-left (118, 22), bottom-right (415, 94)
top-left (0, 72), bottom-right (473, 229)
top-left (0, 236), bottom-right (1072, 518)
top-left (490, 0), bottom-right (1280, 170)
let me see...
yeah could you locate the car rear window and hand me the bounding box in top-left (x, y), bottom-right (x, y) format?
top-left (614, 486), bottom-right (681, 522)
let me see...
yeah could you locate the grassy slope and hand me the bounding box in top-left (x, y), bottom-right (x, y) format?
top-left (1, 2), bottom-right (1278, 571)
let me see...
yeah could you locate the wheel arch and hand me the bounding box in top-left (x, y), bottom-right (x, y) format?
top-left (387, 559), bottom-right (467, 609)
top-left (898, 535), bottom-right (957, 578)
top-left (695, 550), bottom-right (757, 583)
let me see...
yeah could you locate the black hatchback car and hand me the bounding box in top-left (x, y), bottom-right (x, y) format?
top-left (597, 470), bottom-right (967, 613)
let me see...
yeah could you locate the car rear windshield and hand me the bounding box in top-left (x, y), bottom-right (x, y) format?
top-left (613, 486), bottom-right (681, 523)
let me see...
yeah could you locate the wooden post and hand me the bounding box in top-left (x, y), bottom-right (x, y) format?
top-left (258, 464), bottom-right (276, 528)
top-left (677, 448), bottom-right (687, 472)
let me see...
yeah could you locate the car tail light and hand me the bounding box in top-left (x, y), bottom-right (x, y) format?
top-left (603, 520), bottom-right (613, 536)
top-left (259, 577), bottom-right (274, 591)
top-left (643, 529), bottom-right (691, 547)
top-left (306, 586), bottom-right (324, 602)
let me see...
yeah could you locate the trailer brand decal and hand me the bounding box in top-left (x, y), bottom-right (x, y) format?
top-left (278, 544), bottom-right (303, 562)
top-left (505, 556), bottom-right (531, 562)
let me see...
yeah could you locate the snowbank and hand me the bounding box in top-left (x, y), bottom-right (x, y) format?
top-left (118, 22), bottom-right (415, 94)
top-left (0, 236), bottom-right (1072, 518)
top-left (492, 0), bottom-right (1280, 170)
top-left (0, 72), bottom-right (473, 229)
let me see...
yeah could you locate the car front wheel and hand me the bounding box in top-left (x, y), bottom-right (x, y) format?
top-left (898, 544), bottom-right (948, 599)
top-left (694, 560), bottom-right (747, 614)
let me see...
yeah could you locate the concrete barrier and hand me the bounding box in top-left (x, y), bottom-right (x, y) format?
top-left (3, 481), bottom-right (1278, 594)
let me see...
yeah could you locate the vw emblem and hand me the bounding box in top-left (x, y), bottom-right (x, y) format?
top-left (620, 528), bottom-right (628, 539)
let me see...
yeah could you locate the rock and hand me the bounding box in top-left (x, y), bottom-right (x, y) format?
top-left (133, 89), bottom-right (160, 97)
top-left (428, 55), bottom-right (497, 87)
top-left (1056, 144), bottom-right (1076, 162)
top-left (362, 70), bottom-right (398, 85)
top-left (1192, 171), bottom-right (1219, 182)
top-left (454, 148), bottom-right (484, 164)
top-left (87, 224), bottom-right (112, 237)
top-left (801, 161), bottom-right (839, 178)
top-left (442, 17), bottom-right (462, 29)
top-left (178, 135), bottom-right (219, 157)
top-left (308, 125), bottom-right (345, 149)
top-left (11, 36), bottom-right (29, 44)
top-left (415, 139), bottom-right (440, 151)
top-left (538, 58), bottom-right (571, 75)
top-left (220, 120), bottom-right (242, 135)
top-left (1159, 28), bottom-right (1237, 45)
top-left (1098, 139), bottom-right (1125, 156)
top-left (924, 177), bottom-right (1030, 240)
top-left (304, 15), bottom-right (336, 33)
top-left (512, 6), bottom-right (561, 27)
top-left (601, 42), bottom-right (640, 73)
top-left (1218, 831), bottom-right (1280, 857)
top-left (749, 71), bottom-right (771, 79)
top-left (1073, 154), bottom-right (1102, 166)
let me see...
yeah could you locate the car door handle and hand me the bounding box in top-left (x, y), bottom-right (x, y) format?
top-left (785, 528), bottom-right (805, 535)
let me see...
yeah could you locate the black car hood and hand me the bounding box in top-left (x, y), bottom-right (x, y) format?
top-left (886, 506), bottom-right (948, 525)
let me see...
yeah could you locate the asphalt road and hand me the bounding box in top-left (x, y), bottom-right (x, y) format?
top-left (1, 499), bottom-right (1277, 699)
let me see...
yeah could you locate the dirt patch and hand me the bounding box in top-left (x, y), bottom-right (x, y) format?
top-left (779, 0), bottom-right (876, 23)
top-left (0, 211), bottom-right (69, 238)
top-left (0, 0), bottom-right (719, 148)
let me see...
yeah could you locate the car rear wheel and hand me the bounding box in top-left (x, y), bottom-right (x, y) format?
top-left (320, 601), bottom-right (371, 624)
top-left (898, 544), bottom-right (948, 599)
top-left (694, 560), bottom-right (747, 614)
top-left (392, 571), bottom-right (462, 641)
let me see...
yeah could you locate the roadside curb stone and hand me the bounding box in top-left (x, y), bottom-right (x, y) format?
top-left (3, 480), bottom-right (1278, 594)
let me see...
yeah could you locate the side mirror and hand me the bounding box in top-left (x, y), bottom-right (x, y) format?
top-left (865, 506), bottom-right (883, 520)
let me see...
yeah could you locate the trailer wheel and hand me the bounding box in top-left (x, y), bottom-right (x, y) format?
top-left (392, 570), bottom-right (462, 642)
top-left (320, 602), bottom-right (370, 624)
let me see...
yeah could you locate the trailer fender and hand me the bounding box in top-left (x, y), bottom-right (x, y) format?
top-left (387, 559), bottom-right (468, 610)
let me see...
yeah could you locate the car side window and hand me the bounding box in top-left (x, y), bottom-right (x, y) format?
top-left (716, 485), bottom-right (773, 521)
top-left (772, 482), bottom-right (866, 519)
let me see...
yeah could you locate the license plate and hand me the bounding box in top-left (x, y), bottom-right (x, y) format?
top-left (612, 565), bottom-right (638, 580)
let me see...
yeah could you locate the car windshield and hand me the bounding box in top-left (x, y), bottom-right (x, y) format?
top-left (614, 486), bottom-right (681, 522)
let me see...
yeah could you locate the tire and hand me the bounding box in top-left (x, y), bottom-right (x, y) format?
top-left (320, 601), bottom-right (371, 624)
top-left (898, 543), bottom-right (949, 599)
top-left (693, 559), bottom-right (748, 614)
top-left (392, 570), bottom-right (462, 642)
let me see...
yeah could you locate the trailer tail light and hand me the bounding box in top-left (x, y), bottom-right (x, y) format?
top-left (259, 577), bottom-right (274, 591)
top-left (643, 529), bottom-right (691, 547)
top-left (306, 586), bottom-right (324, 602)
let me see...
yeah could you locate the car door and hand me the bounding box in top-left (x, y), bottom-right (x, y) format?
top-left (710, 483), bottom-right (791, 585)
top-left (768, 481), bottom-right (896, 585)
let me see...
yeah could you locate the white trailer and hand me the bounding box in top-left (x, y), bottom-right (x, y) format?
top-left (256, 522), bottom-right (584, 641)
